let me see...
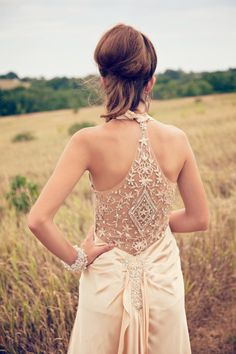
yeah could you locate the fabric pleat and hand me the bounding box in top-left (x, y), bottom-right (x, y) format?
top-left (67, 225), bottom-right (192, 354)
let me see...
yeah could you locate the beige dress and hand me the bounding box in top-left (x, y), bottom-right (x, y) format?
top-left (67, 110), bottom-right (192, 354)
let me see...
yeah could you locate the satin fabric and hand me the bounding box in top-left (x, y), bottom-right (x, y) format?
top-left (67, 225), bottom-right (192, 354)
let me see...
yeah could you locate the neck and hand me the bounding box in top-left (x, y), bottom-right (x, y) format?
top-left (133, 101), bottom-right (147, 114)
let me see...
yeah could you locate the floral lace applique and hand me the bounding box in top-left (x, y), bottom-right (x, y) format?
top-left (89, 113), bottom-right (177, 256)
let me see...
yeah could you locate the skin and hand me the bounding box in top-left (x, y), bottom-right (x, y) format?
top-left (27, 75), bottom-right (210, 267)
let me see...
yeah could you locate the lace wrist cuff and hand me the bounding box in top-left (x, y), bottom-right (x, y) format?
top-left (61, 245), bottom-right (88, 272)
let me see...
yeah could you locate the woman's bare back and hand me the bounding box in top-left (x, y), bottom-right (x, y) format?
top-left (88, 118), bottom-right (185, 192)
top-left (86, 116), bottom-right (209, 232)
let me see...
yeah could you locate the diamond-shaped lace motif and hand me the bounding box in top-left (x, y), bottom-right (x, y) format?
top-left (128, 187), bottom-right (157, 235)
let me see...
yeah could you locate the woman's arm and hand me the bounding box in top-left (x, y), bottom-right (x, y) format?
top-left (27, 127), bottom-right (114, 267)
top-left (169, 131), bottom-right (210, 233)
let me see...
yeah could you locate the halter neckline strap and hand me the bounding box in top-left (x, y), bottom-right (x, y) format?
top-left (116, 109), bottom-right (154, 123)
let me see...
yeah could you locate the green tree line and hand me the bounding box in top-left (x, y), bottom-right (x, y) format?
top-left (152, 68), bottom-right (236, 99)
top-left (0, 68), bottom-right (235, 117)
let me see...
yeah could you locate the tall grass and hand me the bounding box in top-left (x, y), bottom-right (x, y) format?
top-left (0, 93), bottom-right (235, 353)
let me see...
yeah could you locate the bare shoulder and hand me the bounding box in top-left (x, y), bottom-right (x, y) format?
top-left (166, 123), bottom-right (188, 150)
top-left (72, 120), bottom-right (190, 161)
top-left (164, 122), bottom-right (193, 157)
top-left (72, 125), bottom-right (101, 147)
top-left (154, 119), bottom-right (185, 136)
top-left (148, 120), bottom-right (192, 177)
top-left (150, 119), bottom-right (188, 148)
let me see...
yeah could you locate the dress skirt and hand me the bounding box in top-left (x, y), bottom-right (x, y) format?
top-left (67, 225), bottom-right (192, 354)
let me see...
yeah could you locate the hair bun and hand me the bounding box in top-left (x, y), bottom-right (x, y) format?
top-left (94, 23), bottom-right (157, 120)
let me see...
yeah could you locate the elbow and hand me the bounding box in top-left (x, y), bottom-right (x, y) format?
top-left (198, 219), bottom-right (209, 231)
top-left (27, 213), bottom-right (49, 231)
top-left (27, 217), bottom-right (41, 231)
top-left (198, 213), bottom-right (210, 231)
top-left (186, 209), bottom-right (210, 231)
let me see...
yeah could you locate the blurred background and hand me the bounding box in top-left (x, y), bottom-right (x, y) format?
top-left (0, 1), bottom-right (235, 353)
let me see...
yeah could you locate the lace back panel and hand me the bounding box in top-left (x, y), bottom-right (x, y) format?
top-left (89, 115), bottom-right (177, 256)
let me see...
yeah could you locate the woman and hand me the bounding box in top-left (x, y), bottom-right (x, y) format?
top-left (27, 23), bottom-right (209, 354)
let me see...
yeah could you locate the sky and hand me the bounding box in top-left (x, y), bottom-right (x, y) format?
top-left (0, 0), bottom-right (235, 79)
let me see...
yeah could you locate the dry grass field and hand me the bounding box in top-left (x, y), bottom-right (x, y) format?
top-left (0, 79), bottom-right (30, 90)
top-left (0, 93), bottom-right (235, 353)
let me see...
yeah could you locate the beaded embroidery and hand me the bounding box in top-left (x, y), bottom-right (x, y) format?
top-left (121, 255), bottom-right (151, 310)
top-left (89, 110), bottom-right (177, 256)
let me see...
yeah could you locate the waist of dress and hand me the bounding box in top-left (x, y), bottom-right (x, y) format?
top-left (94, 222), bottom-right (171, 256)
top-left (91, 224), bottom-right (179, 311)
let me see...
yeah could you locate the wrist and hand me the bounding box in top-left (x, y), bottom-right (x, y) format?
top-left (61, 245), bottom-right (88, 272)
top-left (67, 247), bottom-right (79, 266)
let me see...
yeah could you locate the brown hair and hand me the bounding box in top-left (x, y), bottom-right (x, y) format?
top-left (94, 23), bottom-right (157, 122)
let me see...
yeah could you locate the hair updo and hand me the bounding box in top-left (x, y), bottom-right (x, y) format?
top-left (94, 23), bottom-right (157, 122)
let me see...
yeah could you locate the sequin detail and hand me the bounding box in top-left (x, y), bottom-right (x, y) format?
top-left (129, 187), bottom-right (157, 234)
top-left (121, 255), bottom-right (150, 310)
top-left (90, 111), bottom-right (177, 256)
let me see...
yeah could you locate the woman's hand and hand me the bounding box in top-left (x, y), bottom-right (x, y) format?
top-left (80, 225), bottom-right (115, 266)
